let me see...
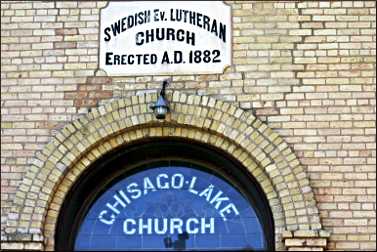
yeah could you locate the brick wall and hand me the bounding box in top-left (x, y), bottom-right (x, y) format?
top-left (1, 1), bottom-right (376, 250)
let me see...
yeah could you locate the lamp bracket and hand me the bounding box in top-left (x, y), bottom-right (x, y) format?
top-left (160, 78), bottom-right (171, 97)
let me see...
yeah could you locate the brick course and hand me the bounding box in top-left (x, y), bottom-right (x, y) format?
top-left (1, 1), bottom-right (376, 251)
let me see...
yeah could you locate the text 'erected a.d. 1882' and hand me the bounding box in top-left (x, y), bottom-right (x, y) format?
top-left (99, 1), bottom-right (232, 76)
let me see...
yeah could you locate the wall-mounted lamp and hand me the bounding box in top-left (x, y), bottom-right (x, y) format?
top-left (150, 79), bottom-right (170, 119)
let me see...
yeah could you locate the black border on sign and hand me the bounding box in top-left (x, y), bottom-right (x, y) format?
top-left (55, 138), bottom-right (275, 251)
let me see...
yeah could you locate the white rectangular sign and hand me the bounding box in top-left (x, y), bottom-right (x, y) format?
top-left (99, 1), bottom-right (232, 76)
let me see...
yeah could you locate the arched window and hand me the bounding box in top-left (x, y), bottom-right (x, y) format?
top-left (56, 139), bottom-right (274, 251)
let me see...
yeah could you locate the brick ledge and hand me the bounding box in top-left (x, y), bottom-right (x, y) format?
top-left (282, 229), bottom-right (331, 251)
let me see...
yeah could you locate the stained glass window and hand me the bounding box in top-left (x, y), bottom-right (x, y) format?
top-left (74, 166), bottom-right (266, 251)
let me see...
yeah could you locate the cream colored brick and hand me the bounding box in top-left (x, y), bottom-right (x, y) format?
top-left (1, 2), bottom-right (376, 251)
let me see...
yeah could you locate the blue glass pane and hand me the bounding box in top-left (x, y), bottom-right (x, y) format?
top-left (74, 166), bottom-right (266, 250)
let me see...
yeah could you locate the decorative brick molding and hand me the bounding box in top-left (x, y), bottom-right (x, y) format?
top-left (2, 92), bottom-right (329, 250)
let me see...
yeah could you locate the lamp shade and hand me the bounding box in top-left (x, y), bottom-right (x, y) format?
top-left (152, 95), bottom-right (169, 119)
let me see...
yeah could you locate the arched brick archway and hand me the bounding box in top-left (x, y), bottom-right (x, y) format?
top-left (5, 91), bottom-right (329, 250)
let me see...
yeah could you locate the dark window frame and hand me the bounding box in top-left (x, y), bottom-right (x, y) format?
top-left (55, 138), bottom-right (275, 251)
